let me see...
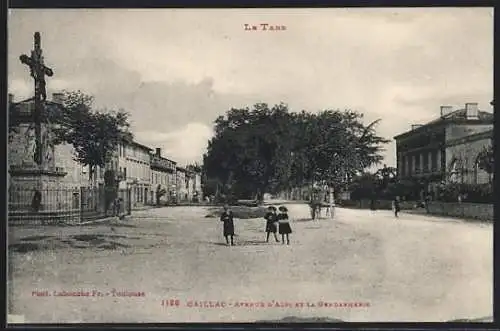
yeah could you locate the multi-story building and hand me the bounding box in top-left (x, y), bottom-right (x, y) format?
top-left (150, 148), bottom-right (177, 204)
top-left (117, 139), bottom-right (153, 206)
top-left (185, 168), bottom-right (202, 202)
top-left (176, 166), bottom-right (188, 202)
top-left (394, 102), bottom-right (493, 197)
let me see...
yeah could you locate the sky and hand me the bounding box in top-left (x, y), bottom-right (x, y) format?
top-left (8, 8), bottom-right (494, 167)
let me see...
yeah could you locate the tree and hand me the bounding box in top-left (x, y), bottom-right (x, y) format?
top-left (203, 103), bottom-right (390, 201)
top-left (155, 185), bottom-right (167, 206)
top-left (203, 103), bottom-right (291, 200)
top-left (476, 144), bottom-right (493, 182)
top-left (49, 90), bottom-right (133, 184)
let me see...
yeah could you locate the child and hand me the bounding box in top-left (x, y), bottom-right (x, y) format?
top-left (278, 206), bottom-right (292, 245)
top-left (392, 196), bottom-right (401, 218)
top-left (220, 204), bottom-right (235, 246)
top-left (264, 206), bottom-right (279, 243)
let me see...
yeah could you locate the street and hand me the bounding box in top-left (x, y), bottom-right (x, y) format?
top-left (8, 204), bottom-right (493, 323)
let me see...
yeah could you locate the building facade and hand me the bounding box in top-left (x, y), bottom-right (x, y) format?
top-left (117, 139), bottom-right (153, 206)
top-left (176, 167), bottom-right (188, 202)
top-left (184, 166), bottom-right (202, 202)
top-left (150, 148), bottom-right (177, 204)
top-left (394, 102), bottom-right (493, 197)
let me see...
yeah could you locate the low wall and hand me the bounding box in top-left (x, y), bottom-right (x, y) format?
top-left (338, 199), bottom-right (416, 210)
top-left (338, 199), bottom-right (493, 222)
top-left (426, 202), bottom-right (493, 221)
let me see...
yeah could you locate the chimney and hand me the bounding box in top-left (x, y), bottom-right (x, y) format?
top-left (440, 105), bottom-right (453, 117)
top-left (8, 93), bottom-right (14, 104)
top-left (465, 102), bottom-right (479, 119)
top-left (52, 92), bottom-right (64, 104)
top-left (156, 148), bottom-right (161, 157)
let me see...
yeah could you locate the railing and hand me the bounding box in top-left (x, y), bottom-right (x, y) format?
top-left (8, 186), bottom-right (132, 226)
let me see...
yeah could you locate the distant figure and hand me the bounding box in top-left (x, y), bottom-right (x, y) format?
top-left (392, 196), bottom-right (401, 218)
top-left (278, 206), bottom-right (292, 245)
top-left (264, 206), bottom-right (279, 243)
top-left (220, 204), bottom-right (235, 246)
top-left (31, 189), bottom-right (42, 212)
top-left (370, 199), bottom-right (376, 211)
top-left (424, 194), bottom-right (431, 213)
top-left (116, 198), bottom-right (125, 220)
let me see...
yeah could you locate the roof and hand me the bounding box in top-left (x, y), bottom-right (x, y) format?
top-left (9, 97), bottom-right (65, 120)
top-left (393, 108), bottom-right (493, 140)
top-left (10, 97), bottom-right (64, 109)
top-left (130, 140), bottom-right (153, 151)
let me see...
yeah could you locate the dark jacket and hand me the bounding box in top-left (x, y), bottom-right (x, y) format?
top-left (220, 211), bottom-right (235, 236)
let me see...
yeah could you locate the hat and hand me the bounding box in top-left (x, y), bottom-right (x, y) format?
top-left (278, 206), bottom-right (288, 212)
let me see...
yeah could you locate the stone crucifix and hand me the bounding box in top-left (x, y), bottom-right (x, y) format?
top-left (19, 32), bottom-right (54, 166)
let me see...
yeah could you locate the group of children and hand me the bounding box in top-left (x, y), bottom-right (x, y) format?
top-left (219, 205), bottom-right (293, 246)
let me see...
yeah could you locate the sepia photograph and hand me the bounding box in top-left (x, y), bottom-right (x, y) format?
top-left (7, 8), bottom-right (494, 323)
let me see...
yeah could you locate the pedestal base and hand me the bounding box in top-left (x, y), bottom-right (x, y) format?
top-left (8, 167), bottom-right (81, 225)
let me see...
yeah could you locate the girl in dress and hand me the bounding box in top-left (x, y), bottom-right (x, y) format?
top-left (220, 204), bottom-right (235, 246)
top-left (264, 206), bottom-right (279, 243)
top-left (278, 206), bottom-right (292, 245)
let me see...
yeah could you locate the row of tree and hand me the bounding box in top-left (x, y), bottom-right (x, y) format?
top-left (202, 103), bottom-right (390, 201)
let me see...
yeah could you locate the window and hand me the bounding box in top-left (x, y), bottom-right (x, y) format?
top-left (123, 167), bottom-right (127, 179)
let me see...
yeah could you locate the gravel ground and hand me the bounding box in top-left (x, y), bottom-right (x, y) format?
top-left (8, 204), bottom-right (492, 323)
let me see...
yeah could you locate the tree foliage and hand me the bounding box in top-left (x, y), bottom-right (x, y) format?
top-left (476, 143), bottom-right (493, 177)
top-left (203, 103), bottom-right (390, 200)
top-left (49, 90), bottom-right (133, 180)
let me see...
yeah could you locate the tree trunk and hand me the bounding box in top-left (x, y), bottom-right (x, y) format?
top-left (329, 186), bottom-right (334, 219)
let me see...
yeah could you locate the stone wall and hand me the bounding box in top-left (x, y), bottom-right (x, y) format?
top-left (426, 201), bottom-right (493, 221)
top-left (340, 199), bottom-right (416, 210)
top-left (445, 129), bottom-right (492, 184)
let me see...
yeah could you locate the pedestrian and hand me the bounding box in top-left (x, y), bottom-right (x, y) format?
top-left (392, 196), bottom-right (401, 218)
top-left (220, 204), bottom-right (235, 246)
top-left (278, 206), bottom-right (292, 245)
top-left (264, 206), bottom-right (279, 243)
top-left (424, 194), bottom-right (431, 213)
top-left (31, 189), bottom-right (42, 212)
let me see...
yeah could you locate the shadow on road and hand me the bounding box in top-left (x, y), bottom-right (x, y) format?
top-left (10, 233), bottom-right (137, 253)
top-left (20, 235), bottom-right (55, 241)
top-left (256, 316), bottom-right (344, 323)
top-left (9, 243), bottom-right (41, 253)
top-left (208, 240), bottom-right (269, 246)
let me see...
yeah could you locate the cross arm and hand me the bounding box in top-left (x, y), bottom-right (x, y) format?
top-left (44, 67), bottom-right (54, 77)
top-left (19, 54), bottom-right (33, 66)
top-left (19, 54), bottom-right (53, 76)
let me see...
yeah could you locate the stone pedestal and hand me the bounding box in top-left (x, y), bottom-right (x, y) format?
top-left (8, 120), bottom-right (77, 224)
